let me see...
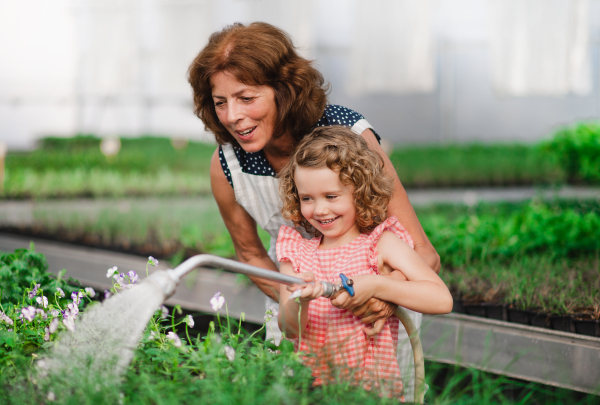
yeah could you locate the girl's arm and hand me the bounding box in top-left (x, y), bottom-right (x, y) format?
top-left (332, 231), bottom-right (453, 315)
top-left (277, 262), bottom-right (323, 339)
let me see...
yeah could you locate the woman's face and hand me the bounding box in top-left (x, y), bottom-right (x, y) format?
top-left (210, 71), bottom-right (277, 153)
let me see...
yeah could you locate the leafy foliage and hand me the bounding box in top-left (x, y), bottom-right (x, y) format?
top-left (539, 122), bottom-right (600, 183)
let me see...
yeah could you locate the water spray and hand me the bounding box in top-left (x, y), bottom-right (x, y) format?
top-left (43, 254), bottom-right (425, 404)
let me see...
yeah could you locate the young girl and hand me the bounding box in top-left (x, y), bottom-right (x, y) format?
top-left (276, 126), bottom-right (453, 400)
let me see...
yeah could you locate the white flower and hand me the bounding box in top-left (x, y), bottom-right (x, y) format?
top-left (282, 365), bottom-right (294, 377)
top-left (106, 266), bottom-right (118, 278)
top-left (50, 309), bottom-right (59, 317)
top-left (63, 316), bottom-right (75, 332)
top-left (36, 296), bottom-right (48, 308)
top-left (56, 288), bottom-right (65, 298)
top-left (148, 331), bottom-right (156, 341)
top-left (166, 331), bottom-right (182, 347)
top-left (44, 327), bottom-right (50, 341)
top-left (20, 306), bottom-right (36, 322)
top-left (67, 302), bottom-right (79, 318)
top-left (128, 270), bottom-right (139, 284)
top-left (49, 317), bottom-right (59, 334)
top-left (113, 273), bottom-right (125, 287)
top-left (47, 391), bottom-right (56, 401)
top-left (84, 287), bottom-right (96, 298)
top-left (224, 345), bottom-right (235, 362)
top-left (36, 308), bottom-right (47, 320)
top-left (264, 305), bottom-right (279, 322)
top-left (210, 292), bottom-right (225, 311)
top-left (0, 311), bottom-right (13, 326)
top-left (289, 290), bottom-right (302, 300)
top-left (160, 305), bottom-right (169, 319)
top-left (185, 315), bottom-right (194, 328)
top-left (148, 256), bottom-right (159, 267)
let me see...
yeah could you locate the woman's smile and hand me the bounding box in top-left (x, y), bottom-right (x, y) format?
top-left (210, 70), bottom-right (277, 153)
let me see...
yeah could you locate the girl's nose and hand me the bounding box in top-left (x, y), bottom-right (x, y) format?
top-left (314, 199), bottom-right (329, 216)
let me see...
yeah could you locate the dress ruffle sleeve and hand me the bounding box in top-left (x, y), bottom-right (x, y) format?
top-left (276, 225), bottom-right (305, 273)
top-left (367, 216), bottom-right (415, 273)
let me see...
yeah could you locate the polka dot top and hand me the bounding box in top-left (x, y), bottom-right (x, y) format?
top-left (218, 105), bottom-right (381, 188)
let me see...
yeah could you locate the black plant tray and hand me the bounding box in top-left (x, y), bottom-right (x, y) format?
top-left (451, 300), bottom-right (599, 338)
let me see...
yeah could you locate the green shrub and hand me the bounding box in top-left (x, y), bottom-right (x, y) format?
top-left (540, 122), bottom-right (600, 183)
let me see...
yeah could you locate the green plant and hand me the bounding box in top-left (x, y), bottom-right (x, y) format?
top-left (540, 121), bottom-right (600, 183)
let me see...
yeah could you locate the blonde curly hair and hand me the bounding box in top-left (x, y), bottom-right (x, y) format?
top-left (279, 126), bottom-right (394, 236)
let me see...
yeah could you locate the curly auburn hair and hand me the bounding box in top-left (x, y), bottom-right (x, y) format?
top-left (187, 22), bottom-right (329, 145)
top-left (279, 126), bottom-right (394, 236)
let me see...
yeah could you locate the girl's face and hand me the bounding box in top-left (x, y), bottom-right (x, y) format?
top-left (294, 166), bottom-right (360, 248)
top-left (210, 70), bottom-right (277, 153)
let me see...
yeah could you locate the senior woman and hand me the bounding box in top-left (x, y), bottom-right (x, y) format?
top-left (188, 22), bottom-right (439, 400)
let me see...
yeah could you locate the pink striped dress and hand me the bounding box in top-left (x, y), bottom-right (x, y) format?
top-left (276, 216), bottom-right (414, 400)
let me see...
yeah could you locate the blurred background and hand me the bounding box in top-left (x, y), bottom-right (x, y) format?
top-left (1, 0), bottom-right (599, 149)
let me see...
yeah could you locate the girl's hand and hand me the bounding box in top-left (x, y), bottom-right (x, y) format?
top-left (286, 272), bottom-right (324, 302)
top-left (329, 274), bottom-right (379, 310)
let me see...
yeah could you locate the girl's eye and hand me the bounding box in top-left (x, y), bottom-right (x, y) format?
top-left (300, 197), bottom-right (311, 202)
top-left (326, 195), bottom-right (337, 200)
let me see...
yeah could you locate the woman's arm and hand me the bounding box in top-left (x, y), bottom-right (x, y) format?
top-left (277, 263), bottom-right (323, 339)
top-left (210, 149), bottom-right (281, 301)
top-left (360, 129), bottom-right (441, 274)
top-left (333, 231), bottom-right (453, 314)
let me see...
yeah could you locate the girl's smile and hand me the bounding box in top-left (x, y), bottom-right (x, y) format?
top-left (294, 166), bottom-right (361, 249)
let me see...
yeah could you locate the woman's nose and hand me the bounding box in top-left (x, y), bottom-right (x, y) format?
top-left (226, 101), bottom-right (243, 124)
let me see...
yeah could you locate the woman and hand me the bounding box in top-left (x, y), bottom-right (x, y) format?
top-left (188, 22), bottom-right (439, 401)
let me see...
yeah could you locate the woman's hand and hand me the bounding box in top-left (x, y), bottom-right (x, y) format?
top-left (287, 272), bottom-right (324, 302)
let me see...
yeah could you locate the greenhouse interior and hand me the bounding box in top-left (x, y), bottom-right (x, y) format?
top-left (0, 0), bottom-right (599, 404)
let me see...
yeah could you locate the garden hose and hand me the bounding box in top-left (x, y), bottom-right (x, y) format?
top-left (157, 254), bottom-right (426, 404)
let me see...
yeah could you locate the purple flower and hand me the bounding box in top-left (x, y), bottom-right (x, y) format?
top-left (185, 315), bottom-right (194, 328)
top-left (20, 306), bottom-right (36, 322)
top-left (148, 256), bottom-right (159, 267)
top-left (160, 305), bottom-right (169, 319)
top-left (166, 331), bottom-right (182, 347)
top-left (28, 283), bottom-right (40, 299)
top-left (44, 327), bottom-right (50, 341)
top-left (0, 311), bottom-right (13, 326)
top-left (66, 302), bottom-right (79, 318)
top-left (104, 290), bottom-right (112, 300)
top-left (56, 288), bottom-right (65, 298)
top-left (128, 270), bottom-right (139, 284)
top-left (50, 309), bottom-right (60, 317)
top-left (113, 273), bottom-right (125, 288)
top-left (210, 292), bottom-right (225, 311)
top-left (106, 266), bottom-right (118, 278)
top-left (84, 287), bottom-right (96, 298)
top-left (264, 305), bottom-right (279, 322)
top-left (49, 317), bottom-right (59, 334)
top-left (36, 308), bottom-right (47, 320)
top-left (71, 291), bottom-right (83, 305)
top-left (36, 296), bottom-right (48, 308)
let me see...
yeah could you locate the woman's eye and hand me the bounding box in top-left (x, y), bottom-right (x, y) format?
top-left (241, 97), bottom-right (254, 103)
top-left (214, 101), bottom-right (225, 108)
